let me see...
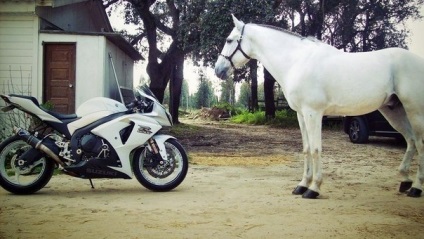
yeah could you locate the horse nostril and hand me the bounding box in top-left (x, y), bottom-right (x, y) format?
top-left (215, 69), bottom-right (228, 80)
top-left (215, 67), bottom-right (223, 78)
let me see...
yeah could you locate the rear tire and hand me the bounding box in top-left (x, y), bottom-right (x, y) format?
top-left (348, 117), bottom-right (369, 144)
top-left (0, 136), bottom-right (55, 194)
top-left (132, 138), bottom-right (188, 192)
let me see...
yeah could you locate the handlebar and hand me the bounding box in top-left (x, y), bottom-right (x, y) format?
top-left (125, 97), bottom-right (149, 112)
top-left (125, 101), bottom-right (136, 109)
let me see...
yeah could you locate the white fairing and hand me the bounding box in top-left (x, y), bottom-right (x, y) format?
top-left (9, 96), bottom-right (61, 123)
top-left (91, 114), bottom-right (167, 176)
top-left (76, 97), bottom-right (127, 117)
top-left (143, 103), bottom-right (173, 127)
top-left (67, 97), bottom-right (127, 135)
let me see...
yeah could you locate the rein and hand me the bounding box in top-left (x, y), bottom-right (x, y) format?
top-left (220, 24), bottom-right (252, 69)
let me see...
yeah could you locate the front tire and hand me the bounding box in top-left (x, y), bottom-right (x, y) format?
top-left (132, 138), bottom-right (188, 192)
top-left (0, 136), bottom-right (55, 194)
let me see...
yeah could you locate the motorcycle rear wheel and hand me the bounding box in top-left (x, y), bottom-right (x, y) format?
top-left (0, 136), bottom-right (55, 194)
top-left (133, 138), bottom-right (188, 192)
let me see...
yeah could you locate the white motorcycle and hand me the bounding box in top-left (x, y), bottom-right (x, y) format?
top-left (0, 85), bottom-right (188, 194)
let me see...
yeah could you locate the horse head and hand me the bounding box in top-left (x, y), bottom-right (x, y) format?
top-left (215, 15), bottom-right (252, 80)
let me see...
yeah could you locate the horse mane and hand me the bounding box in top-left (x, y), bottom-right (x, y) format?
top-left (252, 23), bottom-right (320, 43)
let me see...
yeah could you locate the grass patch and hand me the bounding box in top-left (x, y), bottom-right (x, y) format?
top-left (231, 109), bottom-right (299, 127)
top-left (169, 123), bottom-right (203, 138)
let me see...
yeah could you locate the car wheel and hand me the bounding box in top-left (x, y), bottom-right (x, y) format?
top-left (348, 117), bottom-right (369, 144)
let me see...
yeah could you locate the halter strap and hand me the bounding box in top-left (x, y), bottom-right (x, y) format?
top-left (220, 24), bottom-right (252, 69)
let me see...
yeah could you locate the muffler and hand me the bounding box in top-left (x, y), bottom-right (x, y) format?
top-left (14, 127), bottom-right (64, 167)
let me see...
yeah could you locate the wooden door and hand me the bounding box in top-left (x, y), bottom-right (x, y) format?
top-left (44, 44), bottom-right (76, 114)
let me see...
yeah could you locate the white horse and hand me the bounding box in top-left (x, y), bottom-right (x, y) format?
top-left (215, 15), bottom-right (424, 199)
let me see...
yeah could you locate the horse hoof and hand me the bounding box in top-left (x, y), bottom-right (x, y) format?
top-left (407, 187), bottom-right (422, 198)
top-left (292, 186), bottom-right (308, 195)
top-left (302, 189), bottom-right (319, 199)
top-left (399, 181), bottom-right (413, 193)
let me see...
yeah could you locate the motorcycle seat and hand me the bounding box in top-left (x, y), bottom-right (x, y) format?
top-left (44, 110), bottom-right (78, 120)
top-left (9, 94), bottom-right (78, 120)
top-left (9, 94), bottom-right (39, 106)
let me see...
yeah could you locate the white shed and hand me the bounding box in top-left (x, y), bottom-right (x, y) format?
top-left (0, 0), bottom-right (142, 114)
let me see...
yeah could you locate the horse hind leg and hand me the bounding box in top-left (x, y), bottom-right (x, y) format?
top-left (405, 113), bottom-right (424, 197)
top-left (408, 139), bottom-right (424, 197)
top-left (379, 105), bottom-right (416, 193)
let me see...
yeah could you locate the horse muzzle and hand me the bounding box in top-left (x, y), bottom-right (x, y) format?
top-left (214, 64), bottom-right (231, 80)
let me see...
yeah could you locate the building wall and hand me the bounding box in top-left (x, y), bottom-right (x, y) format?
top-left (0, 2), bottom-right (38, 140)
top-left (0, 12), bottom-right (39, 99)
top-left (0, 1), bottom-right (136, 141)
top-left (1, 1), bottom-right (136, 109)
top-left (0, 1), bottom-right (37, 13)
top-left (36, 1), bottom-right (107, 33)
top-left (105, 39), bottom-right (134, 103)
top-left (39, 33), bottom-right (107, 108)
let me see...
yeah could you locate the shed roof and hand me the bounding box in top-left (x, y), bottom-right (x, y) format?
top-left (37, 0), bottom-right (143, 61)
top-left (40, 30), bottom-right (144, 61)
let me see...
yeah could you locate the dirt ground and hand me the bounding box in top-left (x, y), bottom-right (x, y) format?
top-left (1, 119), bottom-right (424, 238)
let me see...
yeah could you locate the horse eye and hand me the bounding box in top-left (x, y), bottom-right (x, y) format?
top-left (226, 39), bottom-right (233, 44)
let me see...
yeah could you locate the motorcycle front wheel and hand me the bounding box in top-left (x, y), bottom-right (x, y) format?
top-left (132, 138), bottom-right (188, 192)
top-left (0, 136), bottom-right (55, 194)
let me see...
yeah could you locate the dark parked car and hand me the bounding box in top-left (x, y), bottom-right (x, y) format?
top-left (343, 110), bottom-right (402, 144)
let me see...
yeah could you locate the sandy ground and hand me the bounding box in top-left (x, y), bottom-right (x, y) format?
top-left (1, 119), bottom-right (424, 238)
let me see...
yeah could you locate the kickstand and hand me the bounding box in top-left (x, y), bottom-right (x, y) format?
top-left (89, 179), bottom-right (95, 189)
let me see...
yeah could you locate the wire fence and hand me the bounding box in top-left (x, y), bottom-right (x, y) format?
top-left (0, 66), bottom-right (33, 142)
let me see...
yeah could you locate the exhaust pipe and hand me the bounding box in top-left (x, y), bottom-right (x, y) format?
top-left (14, 127), bottom-right (65, 167)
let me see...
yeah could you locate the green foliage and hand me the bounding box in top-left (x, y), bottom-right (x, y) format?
top-left (231, 110), bottom-right (266, 125)
top-left (219, 80), bottom-right (235, 105)
top-left (231, 109), bottom-right (298, 127)
top-left (213, 102), bottom-right (243, 116)
top-left (41, 101), bottom-right (54, 111)
top-left (194, 0), bottom-right (282, 67)
top-left (180, 80), bottom-right (191, 110)
top-left (278, 0), bottom-right (424, 51)
top-left (193, 73), bottom-right (216, 108)
top-left (237, 81), bottom-right (250, 108)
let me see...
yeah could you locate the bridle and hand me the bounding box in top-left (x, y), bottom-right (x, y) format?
top-left (220, 24), bottom-right (252, 69)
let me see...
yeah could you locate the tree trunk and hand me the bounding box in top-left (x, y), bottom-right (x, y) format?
top-left (249, 60), bottom-right (258, 112)
top-left (148, 43), bottom-right (178, 102)
top-left (169, 49), bottom-right (184, 124)
top-left (128, 0), bottom-right (175, 103)
top-left (264, 69), bottom-right (276, 119)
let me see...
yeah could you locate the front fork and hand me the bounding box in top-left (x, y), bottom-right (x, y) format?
top-left (146, 135), bottom-right (175, 165)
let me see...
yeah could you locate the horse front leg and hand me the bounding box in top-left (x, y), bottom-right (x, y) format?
top-left (301, 112), bottom-right (323, 199)
top-left (292, 112), bottom-right (312, 195)
top-left (292, 111), bottom-right (323, 199)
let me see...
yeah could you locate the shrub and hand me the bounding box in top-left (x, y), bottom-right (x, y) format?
top-left (231, 109), bottom-right (299, 127)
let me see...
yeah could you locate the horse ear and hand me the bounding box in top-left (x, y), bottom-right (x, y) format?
top-left (231, 14), bottom-right (245, 31)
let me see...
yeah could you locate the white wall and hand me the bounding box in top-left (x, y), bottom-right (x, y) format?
top-left (39, 33), bottom-right (106, 108)
top-left (0, 14), bottom-right (39, 98)
top-left (105, 39), bottom-right (134, 102)
top-left (0, 1), bottom-right (36, 13)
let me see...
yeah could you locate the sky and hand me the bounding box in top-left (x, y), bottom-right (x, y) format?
top-left (108, 5), bottom-right (424, 95)
top-left (406, 6), bottom-right (424, 58)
